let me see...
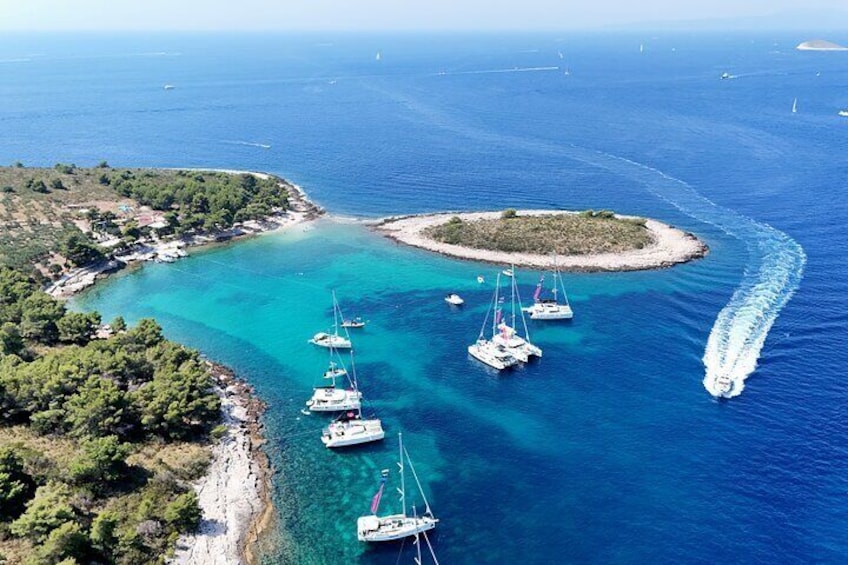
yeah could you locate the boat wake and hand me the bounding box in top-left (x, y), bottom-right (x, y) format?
top-left (378, 88), bottom-right (806, 398)
top-left (220, 139), bottom-right (271, 149)
top-left (574, 152), bottom-right (806, 399)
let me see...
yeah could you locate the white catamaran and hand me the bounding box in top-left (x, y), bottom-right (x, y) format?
top-left (305, 346), bottom-right (362, 413)
top-left (522, 258), bottom-right (574, 320)
top-left (321, 405), bottom-right (385, 448)
top-left (309, 291), bottom-right (353, 349)
top-left (357, 433), bottom-right (439, 542)
top-left (493, 267), bottom-right (542, 362)
top-left (468, 273), bottom-right (519, 371)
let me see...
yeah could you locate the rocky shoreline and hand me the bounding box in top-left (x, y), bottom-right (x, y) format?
top-left (170, 364), bottom-right (273, 565)
top-left (373, 210), bottom-right (708, 272)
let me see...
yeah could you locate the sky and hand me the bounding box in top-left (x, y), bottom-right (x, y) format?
top-left (0, 0), bottom-right (845, 31)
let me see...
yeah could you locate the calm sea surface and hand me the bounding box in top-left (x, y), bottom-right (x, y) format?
top-left (2, 32), bottom-right (847, 563)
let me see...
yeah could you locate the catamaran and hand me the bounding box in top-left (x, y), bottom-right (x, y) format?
top-left (309, 291), bottom-right (353, 349)
top-left (522, 258), bottom-right (573, 320)
top-left (305, 347), bottom-right (362, 413)
top-left (357, 433), bottom-right (439, 542)
top-left (321, 406), bottom-right (384, 448)
top-left (493, 266), bottom-right (542, 361)
top-left (468, 273), bottom-right (519, 370)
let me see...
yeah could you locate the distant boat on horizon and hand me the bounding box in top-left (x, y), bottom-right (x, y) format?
top-left (375, 50), bottom-right (382, 61)
top-left (792, 97), bottom-right (798, 114)
top-left (640, 43), bottom-right (645, 54)
top-left (163, 84), bottom-right (175, 90)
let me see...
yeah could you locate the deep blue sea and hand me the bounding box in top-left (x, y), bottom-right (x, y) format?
top-left (2, 32), bottom-right (847, 563)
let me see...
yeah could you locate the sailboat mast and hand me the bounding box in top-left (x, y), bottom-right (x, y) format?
top-left (492, 273), bottom-right (501, 338)
top-left (331, 290), bottom-right (339, 337)
top-left (399, 432), bottom-right (406, 517)
top-left (510, 264), bottom-right (517, 328)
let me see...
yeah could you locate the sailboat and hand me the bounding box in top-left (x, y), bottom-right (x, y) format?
top-left (357, 433), bottom-right (439, 542)
top-left (792, 98), bottom-right (798, 114)
top-left (305, 346), bottom-right (362, 412)
top-left (319, 354), bottom-right (383, 447)
top-left (492, 266), bottom-right (542, 361)
top-left (522, 257), bottom-right (573, 320)
top-left (309, 291), bottom-right (353, 349)
top-left (468, 273), bottom-right (519, 371)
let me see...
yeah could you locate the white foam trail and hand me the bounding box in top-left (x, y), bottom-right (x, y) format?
top-left (574, 152), bottom-right (806, 399)
top-left (220, 140), bottom-right (271, 149)
top-left (450, 66), bottom-right (560, 76)
top-left (374, 87), bottom-right (806, 398)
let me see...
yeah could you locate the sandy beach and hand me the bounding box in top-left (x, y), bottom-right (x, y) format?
top-left (170, 368), bottom-right (272, 565)
top-left (373, 210), bottom-right (707, 271)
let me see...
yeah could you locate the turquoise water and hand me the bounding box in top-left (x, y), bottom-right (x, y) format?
top-left (8, 31), bottom-right (848, 563)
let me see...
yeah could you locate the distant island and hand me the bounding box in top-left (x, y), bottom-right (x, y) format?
top-left (375, 209), bottom-right (707, 272)
top-left (796, 39), bottom-right (848, 51)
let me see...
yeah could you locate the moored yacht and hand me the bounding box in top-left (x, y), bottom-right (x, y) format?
top-left (321, 410), bottom-right (385, 448)
top-left (357, 433), bottom-right (438, 542)
top-left (309, 291), bottom-right (353, 349)
top-left (522, 258), bottom-right (573, 320)
top-left (467, 338), bottom-right (518, 370)
top-left (305, 354), bottom-right (362, 413)
top-left (493, 266), bottom-right (542, 361)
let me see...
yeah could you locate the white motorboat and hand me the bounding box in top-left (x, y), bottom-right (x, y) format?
top-left (445, 293), bottom-right (464, 306)
top-left (341, 317), bottom-right (366, 328)
top-left (477, 275), bottom-right (485, 283)
top-left (357, 433), bottom-right (438, 542)
top-left (522, 257), bottom-right (573, 320)
top-left (838, 110), bottom-right (848, 117)
top-left (502, 268), bottom-right (514, 277)
top-left (309, 291), bottom-right (353, 349)
top-left (321, 410), bottom-right (384, 448)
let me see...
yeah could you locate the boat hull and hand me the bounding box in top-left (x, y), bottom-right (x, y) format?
top-left (468, 341), bottom-right (517, 370)
top-left (322, 419), bottom-right (385, 448)
top-left (307, 387), bottom-right (363, 412)
top-left (309, 333), bottom-right (352, 349)
top-left (357, 514), bottom-right (438, 542)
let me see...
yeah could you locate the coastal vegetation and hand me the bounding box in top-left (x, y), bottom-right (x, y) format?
top-left (0, 164), bottom-right (289, 273)
top-left (424, 210), bottom-right (652, 255)
top-left (0, 265), bottom-right (222, 564)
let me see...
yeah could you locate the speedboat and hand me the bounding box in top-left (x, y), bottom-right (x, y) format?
top-left (445, 293), bottom-right (464, 306)
top-left (502, 268), bottom-right (514, 277)
top-left (720, 72), bottom-right (731, 80)
top-left (477, 275), bottom-right (484, 283)
top-left (341, 317), bottom-right (366, 328)
top-left (838, 110), bottom-right (848, 117)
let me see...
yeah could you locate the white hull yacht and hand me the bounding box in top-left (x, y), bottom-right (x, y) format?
top-left (357, 433), bottom-right (439, 542)
top-left (309, 291), bottom-right (353, 349)
top-left (521, 257), bottom-right (573, 320)
top-left (321, 411), bottom-right (384, 448)
top-left (467, 338), bottom-right (518, 370)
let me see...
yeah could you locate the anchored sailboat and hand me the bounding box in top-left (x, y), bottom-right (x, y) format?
top-left (493, 266), bottom-right (542, 361)
top-left (522, 257), bottom-right (573, 320)
top-left (357, 433), bottom-right (439, 542)
top-left (320, 352), bottom-right (383, 447)
top-left (468, 273), bottom-right (519, 370)
top-left (305, 346), bottom-right (362, 412)
top-left (309, 291), bottom-right (353, 349)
